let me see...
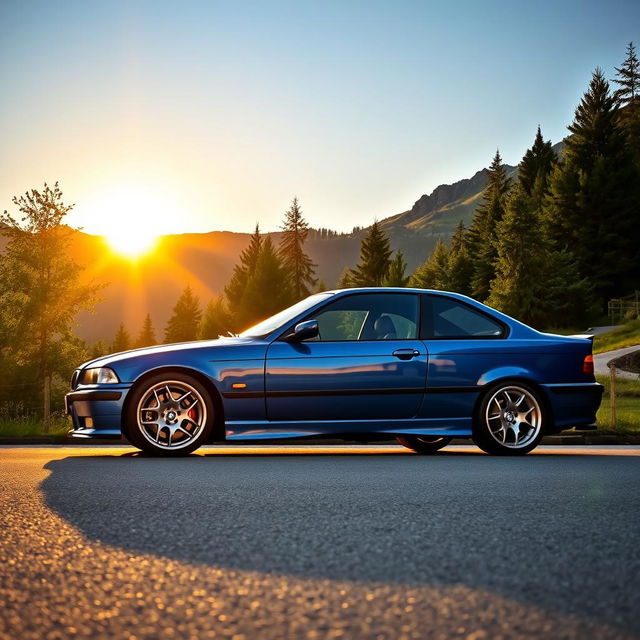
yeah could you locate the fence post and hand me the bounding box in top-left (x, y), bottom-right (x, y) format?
top-left (43, 376), bottom-right (50, 434)
top-left (609, 364), bottom-right (617, 428)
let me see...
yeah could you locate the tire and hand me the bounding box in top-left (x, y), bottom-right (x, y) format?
top-left (396, 435), bottom-right (452, 454)
top-left (472, 381), bottom-right (546, 455)
top-left (125, 372), bottom-right (215, 456)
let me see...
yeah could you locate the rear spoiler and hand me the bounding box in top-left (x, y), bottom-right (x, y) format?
top-left (570, 334), bottom-right (595, 343)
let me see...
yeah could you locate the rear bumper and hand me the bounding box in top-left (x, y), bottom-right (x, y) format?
top-left (541, 382), bottom-right (604, 430)
top-left (65, 386), bottom-right (131, 438)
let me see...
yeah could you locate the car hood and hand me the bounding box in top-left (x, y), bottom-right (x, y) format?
top-left (79, 336), bottom-right (266, 371)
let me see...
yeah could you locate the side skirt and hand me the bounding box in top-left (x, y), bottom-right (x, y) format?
top-left (225, 417), bottom-right (472, 440)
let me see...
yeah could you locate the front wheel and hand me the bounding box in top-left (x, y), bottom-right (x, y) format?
top-left (396, 435), bottom-right (452, 454)
top-left (473, 382), bottom-right (546, 455)
top-left (125, 372), bottom-right (214, 456)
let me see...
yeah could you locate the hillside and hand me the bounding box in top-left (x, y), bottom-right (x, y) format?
top-left (1, 143), bottom-right (564, 343)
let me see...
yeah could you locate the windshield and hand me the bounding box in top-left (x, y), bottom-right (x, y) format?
top-left (239, 293), bottom-right (334, 338)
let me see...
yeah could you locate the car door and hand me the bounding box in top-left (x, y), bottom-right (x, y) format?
top-left (265, 292), bottom-right (427, 423)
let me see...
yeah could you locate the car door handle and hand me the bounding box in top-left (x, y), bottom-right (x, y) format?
top-left (392, 349), bottom-right (421, 360)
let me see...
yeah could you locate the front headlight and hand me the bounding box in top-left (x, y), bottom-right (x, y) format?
top-left (80, 367), bottom-right (120, 385)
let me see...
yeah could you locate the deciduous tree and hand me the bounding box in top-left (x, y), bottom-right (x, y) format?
top-left (0, 182), bottom-right (98, 389)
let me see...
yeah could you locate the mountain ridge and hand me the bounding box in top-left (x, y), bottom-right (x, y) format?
top-left (1, 142), bottom-right (564, 342)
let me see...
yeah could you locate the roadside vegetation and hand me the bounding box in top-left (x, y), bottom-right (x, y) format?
top-left (594, 319), bottom-right (640, 354)
top-left (0, 411), bottom-right (69, 438)
top-left (1, 43), bottom-right (639, 438)
top-left (595, 374), bottom-right (640, 434)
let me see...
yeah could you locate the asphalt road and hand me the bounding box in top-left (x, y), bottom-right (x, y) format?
top-left (1, 445), bottom-right (639, 640)
top-left (595, 345), bottom-right (640, 379)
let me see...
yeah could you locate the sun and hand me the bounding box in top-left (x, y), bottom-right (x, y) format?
top-left (104, 228), bottom-right (159, 258)
top-left (81, 183), bottom-right (180, 259)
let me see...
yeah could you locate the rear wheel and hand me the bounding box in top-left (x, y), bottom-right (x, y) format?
top-left (473, 382), bottom-right (545, 455)
top-left (125, 372), bottom-right (214, 456)
top-left (396, 435), bottom-right (452, 454)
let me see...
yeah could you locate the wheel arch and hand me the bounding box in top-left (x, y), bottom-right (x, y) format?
top-left (472, 376), bottom-right (555, 433)
top-left (121, 366), bottom-right (226, 442)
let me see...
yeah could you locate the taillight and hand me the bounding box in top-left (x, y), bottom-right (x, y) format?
top-left (583, 354), bottom-right (594, 375)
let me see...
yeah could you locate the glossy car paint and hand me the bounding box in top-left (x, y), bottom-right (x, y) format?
top-left (66, 288), bottom-right (603, 441)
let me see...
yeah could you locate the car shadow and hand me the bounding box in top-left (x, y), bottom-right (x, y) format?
top-left (41, 452), bottom-right (639, 634)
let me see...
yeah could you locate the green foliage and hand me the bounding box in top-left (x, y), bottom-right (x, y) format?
top-left (135, 313), bottom-right (157, 348)
top-left (613, 42), bottom-right (639, 104)
top-left (240, 236), bottom-right (291, 328)
top-left (224, 224), bottom-right (262, 319)
top-left (594, 319), bottom-right (640, 353)
top-left (337, 267), bottom-right (354, 288)
top-left (347, 221), bottom-right (392, 286)
top-left (278, 197), bottom-right (317, 300)
top-left (486, 185), bottom-right (546, 325)
top-left (111, 322), bottom-right (132, 353)
top-left (0, 182), bottom-right (97, 393)
top-left (595, 374), bottom-right (640, 434)
top-left (518, 126), bottom-right (556, 201)
top-left (446, 221), bottom-right (474, 295)
top-left (613, 42), bottom-right (640, 157)
top-left (467, 150), bottom-right (512, 300)
top-left (410, 237), bottom-right (449, 290)
top-left (164, 285), bottom-right (202, 343)
top-left (198, 297), bottom-right (232, 339)
top-left (384, 251), bottom-right (409, 287)
top-left (543, 69), bottom-right (640, 307)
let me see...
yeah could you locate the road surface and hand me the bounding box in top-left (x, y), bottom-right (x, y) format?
top-left (1, 445), bottom-right (639, 639)
top-left (595, 345), bottom-right (639, 379)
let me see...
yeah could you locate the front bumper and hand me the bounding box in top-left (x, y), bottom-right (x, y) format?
top-left (65, 385), bottom-right (131, 438)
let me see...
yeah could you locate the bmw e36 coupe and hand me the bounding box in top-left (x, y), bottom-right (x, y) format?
top-left (66, 288), bottom-right (603, 456)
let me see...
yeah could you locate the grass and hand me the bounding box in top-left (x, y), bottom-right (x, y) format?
top-left (594, 374), bottom-right (640, 434)
top-left (0, 413), bottom-right (70, 438)
top-left (593, 318), bottom-right (640, 354)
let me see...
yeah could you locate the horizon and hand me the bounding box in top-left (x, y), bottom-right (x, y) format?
top-left (1, 0), bottom-right (638, 237)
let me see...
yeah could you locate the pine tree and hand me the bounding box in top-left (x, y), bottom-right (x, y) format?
top-left (164, 285), bottom-right (202, 343)
top-left (613, 42), bottom-right (640, 155)
top-left (447, 221), bottom-right (474, 295)
top-left (135, 313), bottom-right (157, 348)
top-left (337, 268), bottom-right (353, 288)
top-left (543, 69), bottom-right (640, 305)
top-left (225, 224), bottom-right (262, 316)
top-left (90, 340), bottom-right (108, 359)
top-left (384, 251), bottom-right (409, 287)
top-left (111, 322), bottom-right (132, 353)
top-left (613, 42), bottom-right (640, 104)
top-left (467, 150), bottom-right (512, 300)
top-left (410, 238), bottom-right (449, 290)
top-left (278, 197), bottom-right (317, 300)
top-left (488, 183), bottom-right (594, 329)
top-left (348, 221), bottom-right (392, 286)
top-left (519, 126), bottom-right (556, 199)
top-left (199, 297), bottom-right (232, 339)
top-left (240, 237), bottom-right (291, 327)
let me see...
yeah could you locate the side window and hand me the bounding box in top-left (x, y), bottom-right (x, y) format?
top-left (423, 296), bottom-right (505, 338)
top-left (307, 293), bottom-right (419, 341)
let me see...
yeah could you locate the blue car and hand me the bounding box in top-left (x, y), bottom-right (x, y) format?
top-left (66, 288), bottom-right (603, 456)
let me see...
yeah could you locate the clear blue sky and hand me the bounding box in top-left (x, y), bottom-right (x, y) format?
top-left (0, 0), bottom-right (638, 235)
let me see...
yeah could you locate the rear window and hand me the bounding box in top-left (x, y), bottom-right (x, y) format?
top-left (422, 296), bottom-right (505, 339)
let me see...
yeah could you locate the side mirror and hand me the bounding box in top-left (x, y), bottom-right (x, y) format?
top-left (285, 320), bottom-right (319, 342)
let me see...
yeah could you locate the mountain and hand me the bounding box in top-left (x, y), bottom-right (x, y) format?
top-left (381, 166), bottom-right (517, 235)
top-left (1, 143), bottom-right (564, 343)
